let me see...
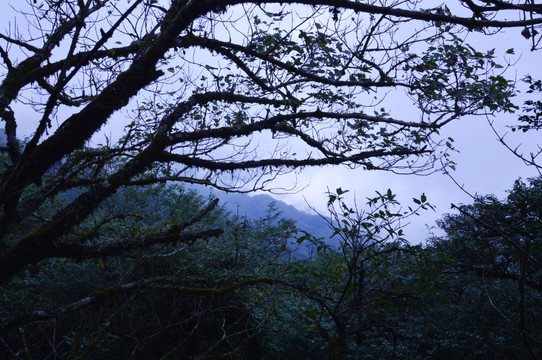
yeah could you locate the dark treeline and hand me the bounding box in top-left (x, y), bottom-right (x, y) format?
top-left (1, 177), bottom-right (541, 359)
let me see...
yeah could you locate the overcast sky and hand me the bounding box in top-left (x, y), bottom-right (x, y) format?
top-left (1, 1), bottom-right (540, 244)
top-left (275, 109), bottom-right (541, 243)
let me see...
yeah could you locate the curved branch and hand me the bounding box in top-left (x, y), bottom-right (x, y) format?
top-left (158, 146), bottom-right (427, 171)
top-left (167, 109), bottom-right (436, 146)
top-left (272, 0), bottom-right (542, 28)
top-left (183, 34), bottom-right (410, 90)
top-left (54, 228), bottom-right (224, 260)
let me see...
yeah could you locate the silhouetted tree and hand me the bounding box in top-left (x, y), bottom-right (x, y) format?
top-left (0, 0), bottom-right (534, 281)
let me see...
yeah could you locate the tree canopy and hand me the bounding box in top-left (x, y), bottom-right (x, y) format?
top-left (429, 177), bottom-right (542, 359)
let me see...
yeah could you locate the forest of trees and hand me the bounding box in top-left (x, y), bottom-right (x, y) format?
top-left (1, 0), bottom-right (542, 359)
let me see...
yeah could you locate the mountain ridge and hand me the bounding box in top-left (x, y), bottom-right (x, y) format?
top-left (210, 191), bottom-right (339, 252)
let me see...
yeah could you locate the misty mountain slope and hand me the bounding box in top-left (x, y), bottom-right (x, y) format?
top-left (212, 192), bottom-right (339, 252)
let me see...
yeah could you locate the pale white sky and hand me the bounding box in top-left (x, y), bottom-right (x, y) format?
top-left (276, 110), bottom-right (541, 243)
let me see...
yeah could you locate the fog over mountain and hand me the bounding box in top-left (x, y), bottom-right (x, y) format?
top-left (211, 191), bottom-right (339, 253)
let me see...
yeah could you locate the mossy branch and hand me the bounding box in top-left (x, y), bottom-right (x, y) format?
top-left (0, 276), bottom-right (276, 332)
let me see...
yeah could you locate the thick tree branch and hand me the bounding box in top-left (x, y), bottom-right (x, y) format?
top-left (54, 228), bottom-right (224, 260)
top-left (167, 109), bottom-right (436, 146)
top-left (0, 276), bottom-right (276, 331)
top-left (158, 147), bottom-right (426, 171)
top-left (252, 0), bottom-right (542, 28)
